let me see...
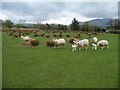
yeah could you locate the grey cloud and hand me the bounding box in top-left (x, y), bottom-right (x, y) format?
top-left (1, 2), bottom-right (118, 23)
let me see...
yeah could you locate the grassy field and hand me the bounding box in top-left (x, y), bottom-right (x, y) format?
top-left (2, 31), bottom-right (118, 88)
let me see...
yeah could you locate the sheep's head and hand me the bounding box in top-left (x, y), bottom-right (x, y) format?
top-left (21, 36), bottom-right (24, 38)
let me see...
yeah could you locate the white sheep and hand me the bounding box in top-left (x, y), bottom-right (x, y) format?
top-left (91, 37), bottom-right (98, 44)
top-left (72, 44), bottom-right (78, 51)
top-left (73, 39), bottom-right (89, 50)
top-left (92, 43), bottom-right (97, 50)
top-left (53, 38), bottom-right (66, 48)
top-left (21, 36), bottom-right (31, 44)
top-left (97, 40), bottom-right (109, 49)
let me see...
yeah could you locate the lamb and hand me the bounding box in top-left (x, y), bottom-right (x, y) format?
top-left (53, 38), bottom-right (66, 48)
top-left (72, 44), bottom-right (78, 51)
top-left (92, 43), bottom-right (97, 50)
top-left (21, 36), bottom-right (31, 44)
top-left (91, 37), bottom-right (98, 44)
top-left (97, 40), bottom-right (109, 49)
top-left (73, 39), bottom-right (89, 50)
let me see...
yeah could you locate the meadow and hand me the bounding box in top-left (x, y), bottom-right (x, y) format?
top-left (2, 31), bottom-right (118, 88)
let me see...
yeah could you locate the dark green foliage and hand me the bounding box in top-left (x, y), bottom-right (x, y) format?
top-left (70, 18), bottom-right (80, 30)
top-left (3, 19), bottom-right (13, 28)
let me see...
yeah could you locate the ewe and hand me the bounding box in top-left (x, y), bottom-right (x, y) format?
top-left (53, 38), bottom-right (66, 48)
top-left (73, 39), bottom-right (89, 50)
top-left (21, 36), bottom-right (31, 44)
top-left (97, 40), bottom-right (109, 49)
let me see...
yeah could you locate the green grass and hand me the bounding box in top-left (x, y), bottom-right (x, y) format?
top-left (2, 32), bottom-right (118, 88)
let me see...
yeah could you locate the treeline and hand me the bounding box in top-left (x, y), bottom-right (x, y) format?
top-left (2, 18), bottom-right (120, 33)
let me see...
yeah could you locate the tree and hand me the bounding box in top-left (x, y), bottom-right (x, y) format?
top-left (70, 18), bottom-right (79, 30)
top-left (3, 19), bottom-right (13, 28)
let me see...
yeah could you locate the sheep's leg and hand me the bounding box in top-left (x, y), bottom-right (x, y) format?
top-left (75, 48), bottom-right (77, 51)
top-left (72, 48), bottom-right (74, 51)
top-left (95, 46), bottom-right (97, 50)
top-left (107, 46), bottom-right (109, 48)
top-left (101, 47), bottom-right (104, 49)
top-left (79, 47), bottom-right (81, 50)
top-left (85, 47), bottom-right (87, 50)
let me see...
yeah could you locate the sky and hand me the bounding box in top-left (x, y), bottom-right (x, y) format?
top-left (0, 0), bottom-right (119, 25)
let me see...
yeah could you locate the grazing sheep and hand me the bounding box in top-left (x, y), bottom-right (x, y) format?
top-left (46, 40), bottom-right (54, 47)
top-left (72, 44), bottom-right (78, 51)
top-left (73, 39), bottom-right (89, 50)
top-left (74, 35), bottom-right (80, 38)
top-left (30, 39), bottom-right (39, 46)
top-left (58, 34), bottom-right (63, 37)
top-left (41, 34), bottom-right (45, 37)
top-left (91, 37), bottom-right (98, 44)
top-left (46, 35), bottom-right (50, 38)
top-left (33, 33), bottom-right (39, 37)
top-left (53, 31), bottom-right (56, 33)
top-left (53, 34), bottom-right (58, 37)
top-left (78, 33), bottom-right (81, 36)
top-left (92, 32), bottom-right (98, 35)
top-left (21, 36), bottom-right (31, 44)
top-left (53, 38), bottom-right (66, 48)
top-left (59, 31), bottom-right (62, 34)
top-left (66, 34), bottom-right (70, 37)
top-left (97, 40), bottom-right (109, 49)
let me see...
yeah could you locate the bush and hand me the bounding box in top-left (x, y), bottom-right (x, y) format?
top-left (30, 39), bottom-right (39, 46)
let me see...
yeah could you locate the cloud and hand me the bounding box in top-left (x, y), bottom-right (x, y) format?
top-left (1, 2), bottom-right (118, 25)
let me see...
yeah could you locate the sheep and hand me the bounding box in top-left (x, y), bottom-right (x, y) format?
top-left (73, 39), bottom-right (89, 50)
top-left (91, 37), bottom-right (98, 44)
top-left (58, 34), bottom-right (63, 37)
top-left (45, 35), bottom-right (50, 38)
top-left (66, 34), bottom-right (70, 37)
top-left (30, 39), bottom-right (39, 46)
top-left (53, 38), bottom-right (66, 48)
top-left (46, 40), bottom-right (55, 47)
top-left (53, 34), bottom-right (58, 37)
top-left (97, 40), bottom-right (109, 49)
top-left (74, 35), bottom-right (80, 38)
top-left (21, 36), bottom-right (31, 44)
top-left (92, 43), bottom-right (97, 50)
top-left (69, 38), bottom-right (75, 43)
top-left (41, 34), bottom-right (45, 37)
top-left (78, 33), bottom-right (81, 36)
top-left (72, 44), bottom-right (78, 51)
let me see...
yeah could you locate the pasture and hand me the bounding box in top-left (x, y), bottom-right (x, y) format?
top-left (2, 31), bottom-right (118, 88)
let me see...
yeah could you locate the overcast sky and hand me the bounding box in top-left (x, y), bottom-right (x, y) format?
top-left (1, 1), bottom-right (118, 25)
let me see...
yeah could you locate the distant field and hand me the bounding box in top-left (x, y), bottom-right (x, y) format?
top-left (2, 31), bottom-right (118, 88)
